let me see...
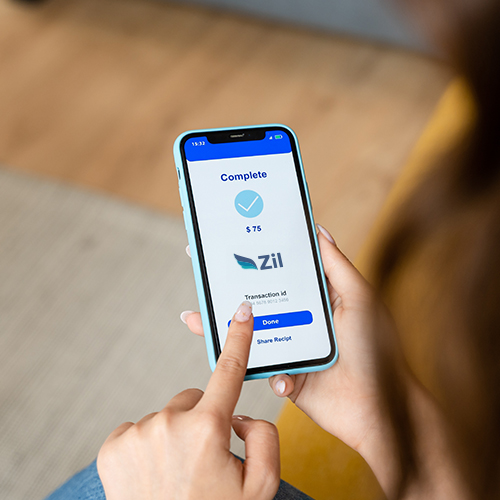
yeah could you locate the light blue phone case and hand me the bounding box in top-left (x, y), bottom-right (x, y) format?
top-left (173, 124), bottom-right (338, 380)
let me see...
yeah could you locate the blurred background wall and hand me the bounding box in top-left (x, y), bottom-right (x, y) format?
top-left (173, 0), bottom-right (425, 49)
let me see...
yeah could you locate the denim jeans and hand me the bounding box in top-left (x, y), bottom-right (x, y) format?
top-left (45, 459), bottom-right (314, 500)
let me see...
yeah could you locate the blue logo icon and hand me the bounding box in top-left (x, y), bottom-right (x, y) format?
top-left (235, 190), bottom-right (263, 218)
top-left (234, 254), bottom-right (258, 270)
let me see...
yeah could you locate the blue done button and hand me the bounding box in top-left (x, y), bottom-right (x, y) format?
top-left (255, 310), bottom-right (312, 330)
top-left (228, 310), bottom-right (313, 330)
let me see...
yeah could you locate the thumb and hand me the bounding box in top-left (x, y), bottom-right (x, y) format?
top-left (232, 416), bottom-right (280, 498)
top-left (317, 226), bottom-right (371, 304)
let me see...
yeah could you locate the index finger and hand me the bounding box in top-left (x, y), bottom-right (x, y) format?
top-left (200, 301), bottom-right (254, 417)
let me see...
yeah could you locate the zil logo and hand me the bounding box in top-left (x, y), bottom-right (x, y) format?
top-left (234, 253), bottom-right (283, 270)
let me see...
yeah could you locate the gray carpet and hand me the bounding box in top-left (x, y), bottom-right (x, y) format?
top-left (0, 168), bottom-right (284, 499)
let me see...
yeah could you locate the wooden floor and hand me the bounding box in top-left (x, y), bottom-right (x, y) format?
top-left (0, 0), bottom-right (450, 257)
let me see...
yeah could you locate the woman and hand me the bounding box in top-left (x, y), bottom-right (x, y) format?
top-left (47, 0), bottom-right (500, 498)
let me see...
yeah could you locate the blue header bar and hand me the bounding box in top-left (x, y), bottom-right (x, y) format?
top-left (184, 130), bottom-right (292, 162)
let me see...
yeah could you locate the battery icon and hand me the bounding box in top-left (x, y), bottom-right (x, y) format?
top-left (275, 134), bottom-right (283, 139)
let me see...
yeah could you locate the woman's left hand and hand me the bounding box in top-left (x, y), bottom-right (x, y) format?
top-left (97, 301), bottom-right (280, 500)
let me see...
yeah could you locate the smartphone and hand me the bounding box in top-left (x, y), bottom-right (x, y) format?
top-left (173, 124), bottom-right (337, 380)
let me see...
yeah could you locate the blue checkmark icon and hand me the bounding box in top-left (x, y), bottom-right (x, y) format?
top-left (234, 190), bottom-right (264, 218)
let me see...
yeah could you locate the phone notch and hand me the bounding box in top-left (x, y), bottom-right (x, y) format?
top-left (207, 129), bottom-right (266, 144)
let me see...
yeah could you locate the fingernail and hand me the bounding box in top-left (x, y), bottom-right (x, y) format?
top-left (275, 379), bottom-right (286, 395)
top-left (180, 310), bottom-right (194, 324)
top-left (234, 301), bottom-right (252, 322)
top-left (233, 415), bottom-right (252, 421)
top-left (185, 245), bottom-right (191, 258)
top-left (316, 224), bottom-right (336, 245)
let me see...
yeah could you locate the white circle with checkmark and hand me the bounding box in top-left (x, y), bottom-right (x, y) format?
top-left (234, 190), bottom-right (264, 218)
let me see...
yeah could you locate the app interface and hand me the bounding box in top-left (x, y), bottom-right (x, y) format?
top-left (184, 130), bottom-right (332, 370)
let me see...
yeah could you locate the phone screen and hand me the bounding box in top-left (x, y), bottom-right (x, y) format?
top-left (181, 127), bottom-right (335, 374)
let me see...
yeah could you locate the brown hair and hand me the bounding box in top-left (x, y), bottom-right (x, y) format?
top-left (372, 1), bottom-right (500, 497)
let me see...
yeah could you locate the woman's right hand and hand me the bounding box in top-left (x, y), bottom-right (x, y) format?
top-left (182, 225), bottom-right (403, 488)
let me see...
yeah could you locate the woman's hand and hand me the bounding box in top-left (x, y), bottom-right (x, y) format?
top-left (182, 225), bottom-right (402, 491)
top-left (272, 225), bottom-right (398, 452)
top-left (98, 301), bottom-right (280, 500)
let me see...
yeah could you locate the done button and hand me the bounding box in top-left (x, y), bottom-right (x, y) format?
top-left (228, 310), bottom-right (313, 331)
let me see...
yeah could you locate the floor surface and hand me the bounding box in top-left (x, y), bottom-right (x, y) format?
top-left (0, 0), bottom-right (450, 257)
